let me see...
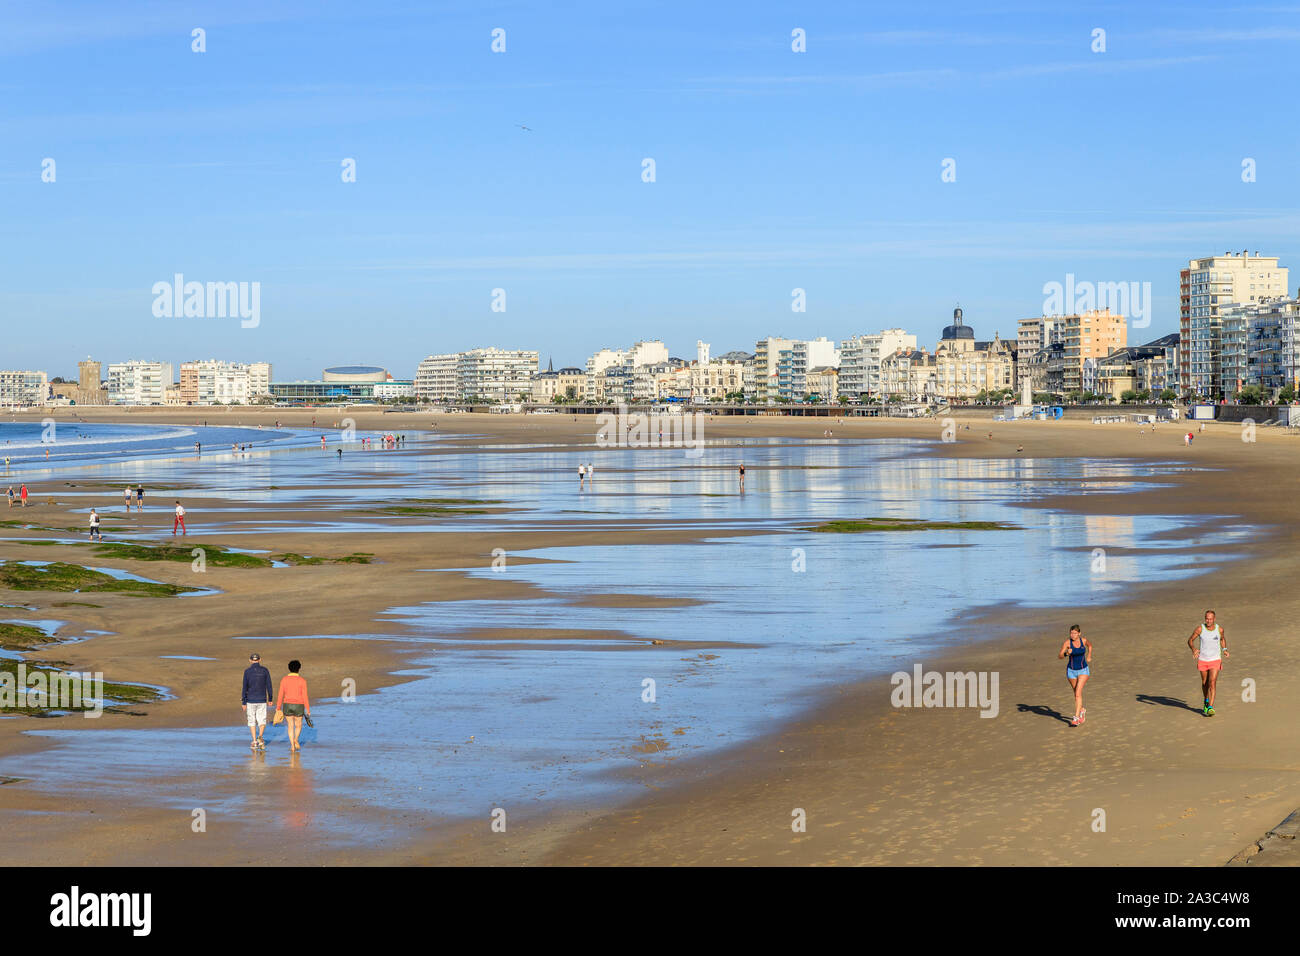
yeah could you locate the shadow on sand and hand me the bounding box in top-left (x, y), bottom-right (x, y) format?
top-left (1016, 703), bottom-right (1073, 724)
top-left (1136, 693), bottom-right (1202, 714)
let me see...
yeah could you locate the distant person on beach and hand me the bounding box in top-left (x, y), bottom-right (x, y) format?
top-left (274, 659), bottom-right (310, 752)
top-left (88, 508), bottom-right (101, 541)
top-left (1058, 625), bottom-right (1091, 726)
top-left (738, 463), bottom-right (745, 490)
top-left (124, 485), bottom-right (133, 512)
top-left (1188, 610), bottom-right (1228, 717)
top-left (587, 463), bottom-right (594, 484)
top-left (6, 486), bottom-right (13, 508)
top-left (578, 463), bottom-right (585, 488)
top-left (173, 500), bottom-right (186, 536)
top-left (337, 447), bottom-right (343, 459)
top-left (136, 484), bottom-right (144, 512)
top-left (20, 484), bottom-right (28, 507)
top-left (241, 653), bottom-right (273, 751)
top-left (194, 441), bottom-right (201, 454)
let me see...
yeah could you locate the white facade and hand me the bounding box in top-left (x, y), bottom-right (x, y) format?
top-left (801, 337), bottom-right (840, 370)
top-left (0, 370), bottom-right (48, 406)
top-left (179, 360), bottom-right (273, 404)
top-left (457, 348), bottom-right (539, 402)
top-left (415, 353), bottom-right (459, 402)
top-left (585, 348), bottom-right (625, 401)
top-left (108, 361), bottom-right (174, 405)
top-left (839, 330), bottom-right (916, 397)
top-left (372, 381), bottom-right (416, 400)
top-left (624, 340), bottom-right (669, 368)
top-left (247, 362), bottom-right (272, 398)
top-left (752, 336), bottom-right (794, 403)
top-left (1182, 252), bottom-right (1289, 397)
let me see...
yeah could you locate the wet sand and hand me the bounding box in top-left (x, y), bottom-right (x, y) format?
top-left (1, 408), bottom-right (1297, 865)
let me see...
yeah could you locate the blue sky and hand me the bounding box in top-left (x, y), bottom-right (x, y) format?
top-left (2, 0), bottom-right (1298, 379)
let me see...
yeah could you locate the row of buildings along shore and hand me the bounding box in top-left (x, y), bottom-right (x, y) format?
top-left (4, 253), bottom-right (1297, 408)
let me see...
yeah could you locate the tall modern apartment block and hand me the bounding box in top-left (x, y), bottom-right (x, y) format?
top-left (1060, 310), bottom-right (1127, 394)
top-left (414, 353), bottom-right (459, 402)
top-left (752, 337), bottom-right (794, 403)
top-left (0, 369), bottom-right (48, 406)
top-left (839, 330), bottom-right (916, 397)
top-left (455, 348), bottom-right (539, 402)
top-left (1179, 252), bottom-right (1288, 398)
top-left (1224, 297), bottom-right (1300, 396)
top-left (776, 337), bottom-right (839, 400)
top-left (107, 361), bottom-right (174, 405)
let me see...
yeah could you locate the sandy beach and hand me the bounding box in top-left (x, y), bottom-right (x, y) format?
top-left (1, 407), bottom-right (1297, 866)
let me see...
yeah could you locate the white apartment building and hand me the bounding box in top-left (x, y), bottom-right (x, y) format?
top-left (1015, 317), bottom-right (1063, 391)
top-left (247, 362), bottom-right (272, 398)
top-left (630, 361), bottom-right (683, 402)
top-left (624, 340), bottom-right (669, 368)
top-left (0, 369), bottom-right (49, 406)
top-left (178, 360), bottom-right (273, 405)
top-left (583, 341), bottom-right (670, 402)
top-left (752, 336), bottom-right (794, 403)
top-left (585, 348), bottom-right (625, 401)
top-left (1223, 297), bottom-right (1300, 396)
top-left (415, 353), bottom-right (459, 402)
top-left (457, 348), bottom-right (539, 402)
top-left (1180, 251), bottom-right (1289, 397)
top-left (107, 361), bottom-right (174, 405)
top-left (372, 381), bottom-right (416, 400)
top-left (839, 330), bottom-right (916, 398)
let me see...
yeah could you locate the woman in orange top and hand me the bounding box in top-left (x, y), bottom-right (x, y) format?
top-left (274, 659), bottom-right (310, 752)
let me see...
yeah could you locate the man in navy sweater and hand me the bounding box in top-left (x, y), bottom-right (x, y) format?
top-left (241, 653), bottom-right (274, 751)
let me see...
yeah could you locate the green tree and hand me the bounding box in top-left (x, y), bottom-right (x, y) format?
top-left (1235, 384), bottom-right (1264, 405)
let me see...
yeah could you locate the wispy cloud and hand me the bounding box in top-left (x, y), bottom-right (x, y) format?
top-left (342, 212), bottom-right (1300, 276)
top-left (986, 54), bottom-right (1219, 78)
top-left (683, 54), bottom-right (1216, 93)
top-left (1145, 25), bottom-right (1300, 42)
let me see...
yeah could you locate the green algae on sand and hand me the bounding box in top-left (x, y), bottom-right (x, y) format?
top-left (0, 660), bottom-right (165, 716)
top-left (273, 552), bottom-right (374, 566)
top-left (806, 517), bottom-right (1019, 533)
top-left (0, 621), bottom-right (58, 650)
top-left (92, 542), bottom-right (271, 568)
top-left (376, 497), bottom-right (504, 517)
top-left (0, 561), bottom-right (201, 597)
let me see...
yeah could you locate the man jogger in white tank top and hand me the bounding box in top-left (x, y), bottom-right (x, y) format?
top-left (1188, 610), bottom-right (1229, 717)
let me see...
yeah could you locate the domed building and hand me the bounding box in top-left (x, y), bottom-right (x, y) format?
top-left (934, 307), bottom-right (1015, 402)
top-left (270, 364), bottom-right (414, 404)
top-left (323, 365), bottom-right (390, 384)
top-left (942, 306), bottom-right (975, 343)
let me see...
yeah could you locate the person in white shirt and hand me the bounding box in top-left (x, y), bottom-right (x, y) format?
top-left (1188, 609), bottom-right (1229, 717)
top-left (173, 501), bottom-right (187, 536)
top-left (124, 486), bottom-right (133, 512)
top-left (89, 508), bottom-right (101, 541)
